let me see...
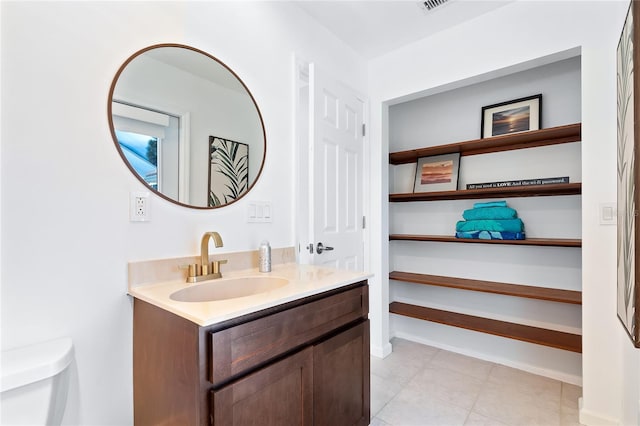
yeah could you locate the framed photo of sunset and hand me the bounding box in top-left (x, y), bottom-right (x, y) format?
top-left (481, 94), bottom-right (542, 139)
top-left (413, 153), bottom-right (460, 193)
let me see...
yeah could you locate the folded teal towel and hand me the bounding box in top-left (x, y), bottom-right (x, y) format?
top-left (473, 201), bottom-right (507, 208)
top-left (462, 206), bottom-right (517, 221)
top-left (456, 231), bottom-right (525, 240)
top-left (455, 219), bottom-right (524, 233)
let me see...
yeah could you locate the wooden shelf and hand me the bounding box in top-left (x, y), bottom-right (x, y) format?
top-left (389, 302), bottom-right (582, 353)
top-left (388, 122), bottom-right (582, 356)
top-left (389, 182), bottom-right (581, 202)
top-left (389, 271), bottom-right (581, 305)
top-left (389, 234), bottom-right (581, 247)
top-left (389, 123), bottom-right (581, 165)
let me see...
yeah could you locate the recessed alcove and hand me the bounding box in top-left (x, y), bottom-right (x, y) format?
top-left (387, 49), bottom-right (583, 384)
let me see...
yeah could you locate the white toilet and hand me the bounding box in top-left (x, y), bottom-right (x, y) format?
top-left (1, 337), bottom-right (74, 425)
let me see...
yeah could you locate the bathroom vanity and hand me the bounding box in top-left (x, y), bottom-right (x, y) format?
top-left (130, 263), bottom-right (370, 426)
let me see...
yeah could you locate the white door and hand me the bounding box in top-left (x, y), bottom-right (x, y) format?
top-left (308, 63), bottom-right (365, 270)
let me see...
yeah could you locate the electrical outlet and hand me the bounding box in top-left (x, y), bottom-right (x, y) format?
top-left (130, 192), bottom-right (150, 222)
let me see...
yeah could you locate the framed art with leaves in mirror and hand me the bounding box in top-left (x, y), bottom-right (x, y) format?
top-left (208, 136), bottom-right (249, 207)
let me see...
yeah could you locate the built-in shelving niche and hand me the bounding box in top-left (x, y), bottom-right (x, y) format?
top-left (387, 56), bottom-right (583, 373)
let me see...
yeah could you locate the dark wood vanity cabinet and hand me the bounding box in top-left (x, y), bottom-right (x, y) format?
top-left (133, 281), bottom-right (369, 426)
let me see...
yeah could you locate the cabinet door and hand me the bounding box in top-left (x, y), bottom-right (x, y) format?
top-left (211, 347), bottom-right (313, 426)
top-left (313, 320), bottom-right (370, 426)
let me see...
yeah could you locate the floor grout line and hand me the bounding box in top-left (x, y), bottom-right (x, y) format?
top-left (463, 362), bottom-right (497, 425)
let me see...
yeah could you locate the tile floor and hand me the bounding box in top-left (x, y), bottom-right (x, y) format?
top-left (370, 338), bottom-right (582, 426)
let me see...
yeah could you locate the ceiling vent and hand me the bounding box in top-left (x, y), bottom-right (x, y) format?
top-left (419, 0), bottom-right (450, 12)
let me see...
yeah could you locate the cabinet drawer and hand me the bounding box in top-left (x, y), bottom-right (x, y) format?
top-left (209, 284), bottom-right (368, 386)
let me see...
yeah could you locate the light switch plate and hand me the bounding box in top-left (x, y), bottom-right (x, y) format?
top-left (247, 201), bottom-right (272, 223)
top-left (599, 202), bottom-right (616, 225)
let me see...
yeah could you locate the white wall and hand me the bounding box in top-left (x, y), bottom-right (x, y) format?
top-left (368, 1), bottom-right (630, 424)
top-left (0, 2), bottom-right (365, 424)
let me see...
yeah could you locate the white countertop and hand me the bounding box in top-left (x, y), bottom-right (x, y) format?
top-left (128, 263), bottom-right (372, 326)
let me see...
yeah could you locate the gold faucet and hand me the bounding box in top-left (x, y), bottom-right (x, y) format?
top-left (182, 232), bottom-right (228, 283)
top-left (201, 231), bottom-right (223, 275)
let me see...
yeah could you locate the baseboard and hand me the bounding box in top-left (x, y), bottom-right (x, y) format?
top-left (579, 397), bottom-right (619, 425)
top-left (370, 341), bottom-right (392, 359)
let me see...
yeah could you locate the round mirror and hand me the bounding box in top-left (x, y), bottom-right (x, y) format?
top-left (108, 44), bottom-right (265, 209)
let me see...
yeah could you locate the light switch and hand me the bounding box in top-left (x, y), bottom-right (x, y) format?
top-left (247, 201), bottom-right (272, 223)
top-left (599, 202), bottom-right (617, 225)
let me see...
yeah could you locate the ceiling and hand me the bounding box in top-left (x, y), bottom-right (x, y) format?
top-left (295, 0), bottom-right (513, 59)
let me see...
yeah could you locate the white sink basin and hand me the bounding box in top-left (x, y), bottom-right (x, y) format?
top-left (169, 276), bottom-right (289, 302)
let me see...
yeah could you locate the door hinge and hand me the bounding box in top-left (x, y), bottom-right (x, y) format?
top-left (362, 216), bottom-right (366, 229)
top-left (362, 123), bottom-right (366, 137)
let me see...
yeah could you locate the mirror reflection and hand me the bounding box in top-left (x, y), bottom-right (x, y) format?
top-left (108, 44), bottom-right (265, 208)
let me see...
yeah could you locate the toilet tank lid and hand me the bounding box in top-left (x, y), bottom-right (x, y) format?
top-left (1, 337), bottom-right (74, 392)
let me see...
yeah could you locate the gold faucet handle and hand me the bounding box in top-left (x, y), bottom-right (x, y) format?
top-left (179, 263), bottom-right (201, 278)
top-left (211, 259), bottom-right (228, 275)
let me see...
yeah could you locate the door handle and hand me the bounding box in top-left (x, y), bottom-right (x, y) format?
top-left (316, 242), bottom-right (334, 254)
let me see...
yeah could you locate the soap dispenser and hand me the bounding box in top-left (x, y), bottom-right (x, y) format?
top-left (259, 240), bottom-right (271, 272)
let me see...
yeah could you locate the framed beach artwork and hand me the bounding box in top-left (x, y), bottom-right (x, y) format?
top-left (208, 136), bottom-right (249, 207)
top-left (413, 153), bottom-right (460, 193)
top-left (617, 0), bottom-right (640, 347)
top-left (481, 94), bottom-right (542, 139)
